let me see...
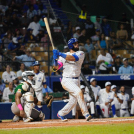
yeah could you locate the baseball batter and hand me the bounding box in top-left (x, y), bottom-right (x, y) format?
top-left (96, 82), bottom-right (114, 118)
top-left (72, 85), bottom-right (95, 118)
top-left (130, 87), bottom-right (134, 116)
top-left (53, 38), bottom-right (91, 121)
top-left (11, 71), bottom-right (45, 122)
top-left (118, 86), bottom-right (130, 117)
top-left (32, 61), bottom-right (48, 111)
top-left (111, 85), bottom-right (121, 117)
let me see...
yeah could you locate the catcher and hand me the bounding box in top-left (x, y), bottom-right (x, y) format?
top-left (11, 71), bottom-right (53, 122)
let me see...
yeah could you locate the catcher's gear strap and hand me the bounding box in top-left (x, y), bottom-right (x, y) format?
top-left (30, 108), bottom-right (41, 119)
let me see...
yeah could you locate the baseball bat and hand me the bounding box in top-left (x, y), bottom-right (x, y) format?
top-left (80, 72), bottom-right (95, 102)
top-left (44, 17), bottom-right (55, 50)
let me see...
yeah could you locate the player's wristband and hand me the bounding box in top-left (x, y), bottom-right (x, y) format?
top-left (45, 88), bottom-right (48, 92)
top-left (59, 52), bottom-right (67, 59)
top-left (17, 104), bottom-right (23, 111)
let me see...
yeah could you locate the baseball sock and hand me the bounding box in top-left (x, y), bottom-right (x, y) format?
top-left (112, 105), bottom-right (116, 116)
top-left (96, 105), bottom-right (101, 116)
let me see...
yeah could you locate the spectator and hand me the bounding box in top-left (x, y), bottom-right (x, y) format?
top-left (2, 15), bottom-right (11, 31)
top-left (94, 16), bottom-right (102, 33)
top-left (24, 28), bottom-right (36, 42)
top-left (2, 82), bottom-right (14, 102)
top-left (66, 21), bottom-right (74, 41)
top-left (17, 63), bottom-right (25, 83)
top-left (23, 1), bottom-right (30, 12)
top-left (14, 28), bottom-right (22, 38)
top-left (81, 62), bottom-right (92, 75)
top-left (0, 77), bottom-right (6, 102)
top-left (114, 56), bottom-right (123, 72)
top-left (10, 13), bottom-right (21, 27)
top-left (96, 49), bottom-right (113, 74)
top-left (117, 24), bottom-right (128, 41)
top-left (28, 15), bottom-right (41, 36)
top-left (39, 15), bottom-right (46, 27)
top-left (13, 48), bottom-right (35, 67)
top-left (37, 4), bottom-right (47, 16)
top-left (78, 29), bottom-right (87, 44)
top-left (129, 55), bottom-right (134, 72)
top-left (12, 76), bottom-right (18, 88)
top-left (3, 33), bottom-right (12, 50)
top-left (78, 4), bottom-right (87, 23)
top-left (73, 26), bottom-right (81, 39)
top-left (27, 5), bottom-right (37, 19)
top-left (84, 38), bottom-right (94, 53)
top-left (118, 13), bottom-right (131, 37)
top-left (2, 65), bottom-right (16, 83)
top-left (7, 37), bottom-right (20, 53)
top-left (16, 43), bottom-right (26, 56)
top-left (91, 29), bottom-right (100, 49)
top-left (42, 86), bottom-right (53, 94)
top-left (36, 29), bottom-right (44, 42)
top-left (41, 31), bottom-right (49, 49)
top-left (20, 11), bottom-right (30, 27)
top-left (84, 38), bottom-right (94, 62)
top-left (85, 16), bottom-right (95, 38)
top-left (107, 31), bottom-right (122, 49)
top-left (99, 33), bottom-right (108, 49)
top-left (5, 6), bottom-right (13, 16)
top-left (118, 58), bottom-right (133, 74)
top-left (101, 17), bottom-right (112, 37)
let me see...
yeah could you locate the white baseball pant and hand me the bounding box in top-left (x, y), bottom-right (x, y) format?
top-left (100, 104), bottom-right (110, 118)
top-left (131, 100), bottom-right (134, 115)
top-left (35, 90), bottom-right (43, 108)
top-left (58, 77), bottom-right (89, 117)
top-left (120, 109), bottom-right (130, 117)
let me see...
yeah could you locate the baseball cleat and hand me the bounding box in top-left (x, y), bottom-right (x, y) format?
top-left (23, 117), bottom-right (33, 122)
top-left (57, 113), bottom-right (68, 122)
top-left (113, 115), bottom-right (118, 118)
top-left (12, 115), bottom-right (20, 122)
top-left (85, 114), bottom-right (92, 121)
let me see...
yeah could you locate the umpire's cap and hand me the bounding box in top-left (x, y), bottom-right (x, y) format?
top-left (33, 61), bottom-right (40, 66)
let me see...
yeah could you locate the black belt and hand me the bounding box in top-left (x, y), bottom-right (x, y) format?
top-left (65, 77), bottom-right (79, 79)
top-left (121, 109), bottom-right (128, 111)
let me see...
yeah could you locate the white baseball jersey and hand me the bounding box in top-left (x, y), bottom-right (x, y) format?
top-left (58, 51), bottom-right (85, 77)
top-left (118, 93), bottom-right (129, 109)
top-left (83, 92), bottom-right (92, 103)
top-left (112, 92), bottom-right (121, 109)
top-left (2, 71), bottom-right (16, 83)
top-left (32, 71), bottom-right (46, 91)
top-left (98, 88), bottom-right (114, 104)
top-left (85, 85), bottom-right (101, 101)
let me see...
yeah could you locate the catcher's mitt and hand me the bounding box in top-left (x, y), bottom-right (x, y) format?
top-left (37, 95), bottom-right (53, 107)
top-left (46, 95), bottom-right (53, 108)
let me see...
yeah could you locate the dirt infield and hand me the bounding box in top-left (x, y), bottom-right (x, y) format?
top-left (0, 117), bottom-right (134, 129)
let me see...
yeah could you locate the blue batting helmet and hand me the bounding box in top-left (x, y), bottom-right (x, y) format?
top-left (33, 61), bottom-right (40, 66)
top-left (68, 38), bottom-right (78, 49)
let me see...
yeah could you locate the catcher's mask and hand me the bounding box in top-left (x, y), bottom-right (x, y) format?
top-left (22, 71), bottom-right (35, 85)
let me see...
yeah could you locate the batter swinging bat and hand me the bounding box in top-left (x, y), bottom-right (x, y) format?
top-left (80, 72), bottom-right (95, 102)
top-left (44, 17), bottom-right (55, 50)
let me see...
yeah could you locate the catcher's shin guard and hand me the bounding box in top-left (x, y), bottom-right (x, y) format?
top-left (30, 108), bottom-right (45, 121)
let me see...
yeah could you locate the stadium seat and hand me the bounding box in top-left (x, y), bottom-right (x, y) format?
top-left (35, 56), bottom-right (42, 61)
top-left (41, 66), bottom-right (48, 72)
top-left (116, 50), bottom-right (127, 55)
top-left (123, 54), bottom-right (131, 58)
top-left (91, 50), bottom-right (96, 60)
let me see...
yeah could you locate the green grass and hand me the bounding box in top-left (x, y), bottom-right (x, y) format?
top-left (0, 123), bottom-right (134, 134)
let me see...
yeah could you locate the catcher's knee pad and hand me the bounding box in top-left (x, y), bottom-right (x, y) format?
top-left (30, 108), bottom-right (45, 121)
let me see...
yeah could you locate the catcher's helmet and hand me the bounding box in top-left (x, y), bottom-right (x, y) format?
top-left (68, 38), bottom-right (78, 49)
top-left (22, 71), bottom-right (35, 85)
